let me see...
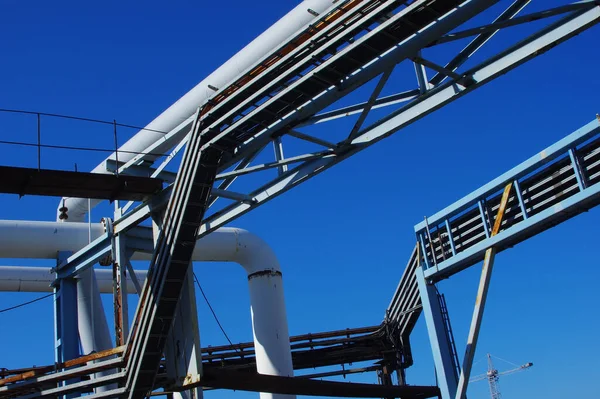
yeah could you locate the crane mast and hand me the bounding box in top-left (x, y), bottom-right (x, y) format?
top-left (470, 354), bottom-right (533, 399)
top-left (486, 354), bottom-right (501, 399)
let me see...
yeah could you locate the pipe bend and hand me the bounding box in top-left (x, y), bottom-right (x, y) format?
top-left (0, 221), bottom-right (281, 277)
top-left (229, 228), bottom-right (281, 275)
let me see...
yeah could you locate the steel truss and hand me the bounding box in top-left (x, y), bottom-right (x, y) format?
top-left (110, 1), bottom-right (600, 244)
top-left (5, 0), bottom-right (599, 397)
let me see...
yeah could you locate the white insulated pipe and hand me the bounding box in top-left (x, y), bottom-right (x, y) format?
top-left (58, 0), bottom-right (337, 223)
top-left (0, 266), bottom-right (143, 293)
top-left (0, 221), bottom-right (293, 398)
top-left (1, 265), bottom-right (293, 381)
top-left (49, 2), bottom-right (335, 395)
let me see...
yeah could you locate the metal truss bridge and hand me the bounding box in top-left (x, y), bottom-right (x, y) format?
top-left (0, 0), bottom-right (599, 398)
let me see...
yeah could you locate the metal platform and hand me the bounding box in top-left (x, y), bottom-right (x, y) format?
top-left (0, 344), bottom-right (441, 399)
top-left (196, 369), bottom-right (440, 398)
top-left (0, 166), bottom-right (162, 201)
top-left (201, 325), bottom-right (396, 375)
top-left (413, 116), bottom-right (600, 399)
top-left (416, 117), bottom-right (600, 282)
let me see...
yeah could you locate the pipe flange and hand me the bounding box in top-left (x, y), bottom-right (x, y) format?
top-left (247, 269), bottom-right (282, 281)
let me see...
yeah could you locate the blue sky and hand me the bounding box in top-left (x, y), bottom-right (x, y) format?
top-left (1, 1), bottom-right (599, 398)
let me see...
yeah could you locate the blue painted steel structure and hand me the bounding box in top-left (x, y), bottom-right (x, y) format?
top-left (54, 251), bottom-right (79, 399)
top-left (2, 1), bottom-right (600, 397)
top-left (415, 117), bottom-right (600, 399)
top-left (415, 118), bottom-right (600, 282)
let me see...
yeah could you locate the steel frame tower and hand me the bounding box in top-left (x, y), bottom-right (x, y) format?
top-left (469, 353), bottom-right (534, 399)
top-left (486, 355), bottom-right (501, 399)
top-left (0, 0), bottom-right (599, 398)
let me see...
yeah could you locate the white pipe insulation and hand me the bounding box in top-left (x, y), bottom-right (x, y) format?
top-left (49, 2), bottom-right (337, 396)
top-left (57, 0), bottom-right (337, 223)
top-left (0, 266), bottom-right (143, 294)
top-left (0, 221), bottom-right (294, 391)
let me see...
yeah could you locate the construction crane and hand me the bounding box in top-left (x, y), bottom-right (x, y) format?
top-left (469, 354), bottom-right (533, 399)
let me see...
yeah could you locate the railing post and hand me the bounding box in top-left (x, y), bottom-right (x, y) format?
top-left (37, 113), bottom-right (41, 171)
top-left (114, 120), bottom-right (119, 177)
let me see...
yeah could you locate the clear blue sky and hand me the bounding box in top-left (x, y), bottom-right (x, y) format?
top-left (1, 1), bottom-right (599, 398)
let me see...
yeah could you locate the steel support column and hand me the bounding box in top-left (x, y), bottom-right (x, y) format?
top-left (416, 266), bottom-right (457, 399)
top-left (54, 251), bottom-right (79, 399)
top-left (454, 183), bottom-right (512, 399)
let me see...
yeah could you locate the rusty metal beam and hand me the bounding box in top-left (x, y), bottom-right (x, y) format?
top-left (454, 183), bottom-right (513, 399)
top-left (185, 369), bottom-right (440, 398)
top-left (0, 166), bottom-right (162, 201)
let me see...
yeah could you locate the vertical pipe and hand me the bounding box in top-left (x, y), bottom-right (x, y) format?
top-left (77, 267), bottom-right (115, 393)
top-left (77, 269), bottom-right (113, 353)
top-left (248, 270), bottom-right (294, 399)
top-left (0, 222), bottom-right (292, 397)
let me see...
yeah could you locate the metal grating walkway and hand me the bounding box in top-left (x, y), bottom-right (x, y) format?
top-left (124, 109), bottom-right (223, 398)
top-left (415, 117), bottom-right (600, 282)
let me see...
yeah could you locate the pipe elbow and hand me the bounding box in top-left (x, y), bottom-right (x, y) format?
top-left (230, 228), bottom-right (281, 276)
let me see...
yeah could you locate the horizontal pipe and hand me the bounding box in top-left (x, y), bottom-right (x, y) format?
top-left (0, 266), bottom-right (144, 294)
top-left (0, 220), bottom-right (279, 275)
top-left (0, 219), bottom-right (293, 395)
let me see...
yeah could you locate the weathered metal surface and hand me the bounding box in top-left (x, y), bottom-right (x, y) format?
top-left (0, 357), bottom-right (123, 398)
top-left (0, 346), bottom-right (125, 389)
top-left (200, 324), bottom-right (396, 373)
top-left (454, 183), bottom-right (513, 399)
top-left (0, 166), bottom-right (162, 201)
top-left (124, 105), bottom-right (222, 398)
top-left (188, 369), bottom-right (441, 398)
top-left (416, 118), bottom-right (600, 281)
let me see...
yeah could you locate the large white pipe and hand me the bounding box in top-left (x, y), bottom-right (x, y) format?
top-left (0, 221), bottom-right (293, 398)
top-left (58, 0), bottom-right (336, 223)
top-left (0, 267), bottom-right (294, 379)
top-left (78, 267), bottom-right (114, 361)
top-left (0, 266), bottom-right (143, 293)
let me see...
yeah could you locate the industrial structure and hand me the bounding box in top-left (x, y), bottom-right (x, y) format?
top-left (470, 354), bottom-right (533, 399)
top-left (0, 0), bottom-right (598, 398)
